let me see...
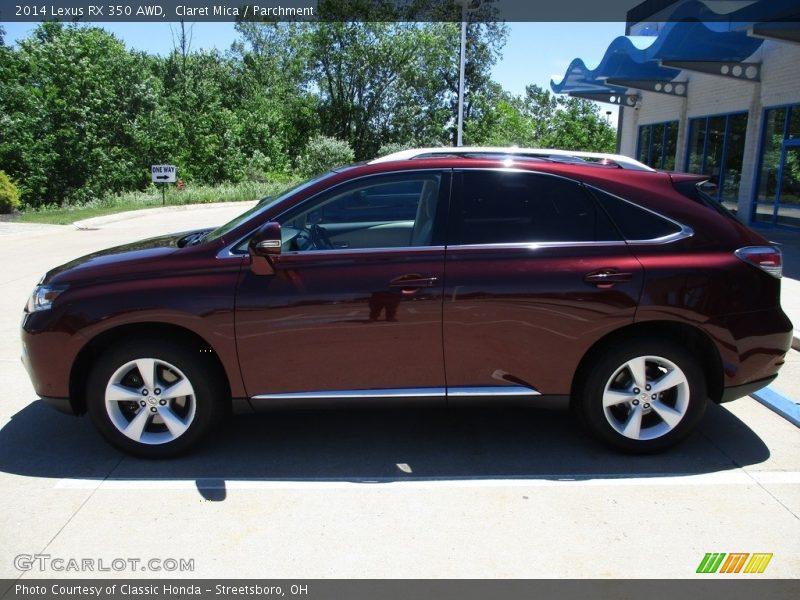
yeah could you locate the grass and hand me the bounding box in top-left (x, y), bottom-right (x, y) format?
top-left (15, 179), bottom-right (302, 225)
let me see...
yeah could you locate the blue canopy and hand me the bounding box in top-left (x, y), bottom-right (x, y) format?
top-left (551, 0), bottom-right (798, 97)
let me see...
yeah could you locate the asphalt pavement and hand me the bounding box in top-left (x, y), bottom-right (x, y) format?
top-left (0, 204), bottom-right (797, 579)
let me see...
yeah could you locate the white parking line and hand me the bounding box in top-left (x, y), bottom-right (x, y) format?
top-left (54, 470), bottom-right (800, 490)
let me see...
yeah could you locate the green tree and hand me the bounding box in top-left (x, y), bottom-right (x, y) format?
top-left (467, 84), bottom-right (616, 152)
top-left (302, 21), bottom-right (422, 159)
top-left (231, 22), bottom-right (319, 173)
top-left (0, 23), bottom-right (157, 206)
top-left (155, 47), bottom-right (244, 183)
top-left (547, 96), bottom-right (616, 152)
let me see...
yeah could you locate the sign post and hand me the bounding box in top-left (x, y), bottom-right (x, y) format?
top-left (151, 164), bottom-right (177, 205)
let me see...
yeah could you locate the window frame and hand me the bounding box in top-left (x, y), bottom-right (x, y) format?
top-left (636, 120), bottom-right (679, 170)
top-left (752, 102), bottom-right (800, 228)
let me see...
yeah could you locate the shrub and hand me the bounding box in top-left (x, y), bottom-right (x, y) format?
top-left (296, 135), bottom-right (355, 178)
top-left (377, 142), bottom-right (414, 159)
top-left (0, 170), bottom-right (21, 214)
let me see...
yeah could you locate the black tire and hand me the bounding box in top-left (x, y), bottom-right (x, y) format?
top-left (574, 338), bottom-right (707, 454)
top-left (86, 338), bottom-right (227, 458)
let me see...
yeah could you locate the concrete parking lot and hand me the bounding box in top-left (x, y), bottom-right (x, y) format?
top-left (0, 204), bottom-right (798, 579)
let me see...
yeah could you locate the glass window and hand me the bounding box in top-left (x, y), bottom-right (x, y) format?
top-left (704, 116), bottom-right (726, 191)
top-left (279, 173), bottom-right (442, 251)
top-left (756, 107), bottom-right (786, 204)
top-left (754, 105), bottom-right (800, 228)
top-left (637, 127), bottom-right (651, 164)
top-left (779, 146), bottom-right (800, 210)
top-left (204, 174), bottom-right (333, 243)
top-left (651, 123), bottom-right (665, 170)
top-left (790, 107), bottom-right (800, 140)
top-left (685, 112), bottom-right (749, 213)
top-left (721, 114), bottom-right (748, 206)
top-left (590, 188), bottom-right (682, 241)
top-left (663, 122), bottom-right (678, 171)
top-left (637, 121), bottom-right (678, 170)
top-left (687, 119), bottom-right (706, 174)
top-left (455, 172), bottom-right (621, 245)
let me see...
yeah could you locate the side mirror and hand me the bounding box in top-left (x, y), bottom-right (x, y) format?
top-left (248, 221), bottom-right (282, 257)
top-left (248, 222), bottom-right (282, 275)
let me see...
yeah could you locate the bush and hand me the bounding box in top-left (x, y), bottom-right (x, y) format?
top-left (377, 142), bottom-right (414, 159)
top-left (296, 135), bottom-right (355, 178)
top-left (0, 170), bottom-right (21, 214)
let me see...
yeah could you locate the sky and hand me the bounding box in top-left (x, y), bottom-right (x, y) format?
top-left (1, 21), bottom-right (627, 125)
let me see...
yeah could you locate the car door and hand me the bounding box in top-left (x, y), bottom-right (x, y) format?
top-left (235, 170), bottom-right (451, 403)
top-left (442, 169), bottom-right (644, 402)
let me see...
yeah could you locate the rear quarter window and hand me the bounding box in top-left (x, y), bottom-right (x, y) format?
top-left (589, 187), bottom-right (683, 241)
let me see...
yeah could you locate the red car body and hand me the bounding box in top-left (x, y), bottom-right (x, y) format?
top-left (21, 157), bottom-right (793, 455)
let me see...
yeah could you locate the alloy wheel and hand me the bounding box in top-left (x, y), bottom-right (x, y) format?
top-left (104, 357), bottom-right (197, 445)
top-left (601, 355), bottom-right (690, 441)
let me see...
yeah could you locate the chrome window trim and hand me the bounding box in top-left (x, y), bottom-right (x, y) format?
top-left (218, 245), bottom-right (447, 260)
top-left (251, 385), bottom-right (540, 401)
top-left (621, 227), bottom-right (694, 245)
top-left (252, 388), bottom-right (447, 401)
top-left (448, 386), bottom-right (541, 397)
top-left (448, 241), bottom-right (628, 251)
top-left (274, 245), bottom-right (446, 258)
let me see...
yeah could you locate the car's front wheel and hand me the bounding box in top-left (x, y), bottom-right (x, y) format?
top-left (575, 339), bottom-right (707, 453)
top-left (87, 339), bottom-right (225, 458)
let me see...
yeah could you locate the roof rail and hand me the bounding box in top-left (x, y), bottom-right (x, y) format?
top-left (369, 146), bottom-right (656, 172)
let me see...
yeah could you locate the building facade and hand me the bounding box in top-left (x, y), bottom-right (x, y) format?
top-left (551, 0), bottom-right (800, 230)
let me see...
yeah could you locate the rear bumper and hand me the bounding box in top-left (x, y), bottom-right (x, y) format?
top-left (719, 374), bottom-right (777, 404)
top-left (706, 307), bottom-right (793, 388)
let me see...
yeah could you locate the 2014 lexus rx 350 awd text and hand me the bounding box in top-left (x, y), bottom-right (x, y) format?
top-left (21, 150), bottom-right (793, 457)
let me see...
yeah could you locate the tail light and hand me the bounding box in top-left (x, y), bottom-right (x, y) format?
top-left (735, 246), bottom-right (783, 278)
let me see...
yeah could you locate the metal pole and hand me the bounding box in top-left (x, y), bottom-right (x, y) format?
top-left (457, 2), bottom-right (467, 147)
top-left (162, 184), bottom-right (166, 206)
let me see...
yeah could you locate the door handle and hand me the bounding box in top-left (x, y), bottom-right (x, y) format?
top-left (583, 270), bottom-right (633, 288)
top-left (389, 275), bottom-right (439, 293)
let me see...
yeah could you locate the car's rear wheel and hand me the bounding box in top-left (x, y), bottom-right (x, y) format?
top-left (87, 339), bottom-right (225, 458)
top-left (575, 339), bottom-right (707, 453)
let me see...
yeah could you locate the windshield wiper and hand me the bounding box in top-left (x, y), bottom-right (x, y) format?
top-left (179, 230), bottom-right (212, 247)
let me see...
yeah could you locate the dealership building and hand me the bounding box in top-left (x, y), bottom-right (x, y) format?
top-left (551, 0), bottom-right (800, 230)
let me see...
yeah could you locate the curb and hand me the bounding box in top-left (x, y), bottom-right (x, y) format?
top-left (751, 387), bottom-right (800, 427)
top-left (72, 201), bottom-right (257, 230)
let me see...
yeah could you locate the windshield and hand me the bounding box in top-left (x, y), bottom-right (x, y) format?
top-left (202, 174), bottom-right (334, 243)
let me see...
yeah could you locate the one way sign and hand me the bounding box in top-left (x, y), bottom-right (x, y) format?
top-left (151, 164), bottom-right (177, 183)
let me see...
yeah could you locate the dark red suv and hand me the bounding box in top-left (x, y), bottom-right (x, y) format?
top-left (21, 153), bottom-right (793, 457)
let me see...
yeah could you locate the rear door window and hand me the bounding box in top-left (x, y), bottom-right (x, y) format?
top-left (451, 171), bottom-right (621, 245)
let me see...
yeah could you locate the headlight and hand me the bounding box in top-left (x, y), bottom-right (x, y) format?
top-left (26, 284), bottom-right (68, 313)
